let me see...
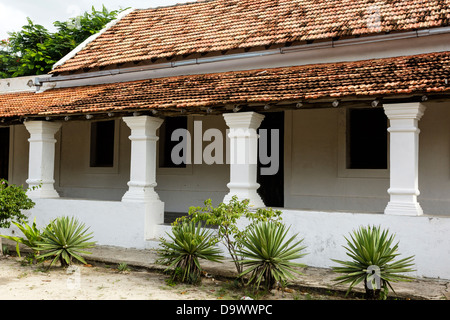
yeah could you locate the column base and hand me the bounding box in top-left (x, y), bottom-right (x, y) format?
top-left (26, 182), bottom-right (60, 199)
top-left (144, 200), bottom-right (165, 239)
top-left (223, 191), bottom-right (265, 208)
top-left (122, 187), bottom-right (161, 203)
top-left (384, 201), bottom-right (423, 216)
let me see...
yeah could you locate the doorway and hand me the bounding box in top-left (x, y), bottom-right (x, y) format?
top-left (257, 111), bottom-right (284, 208)
top-left (0, 127), bottom-right (10, 181)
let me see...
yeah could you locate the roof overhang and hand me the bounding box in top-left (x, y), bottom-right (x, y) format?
top-left (1, 51), bottom-right (449, 125)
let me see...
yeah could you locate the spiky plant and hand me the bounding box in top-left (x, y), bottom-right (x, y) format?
top-left (331, 225), bottom-right (415, 299)
top-left (0, 218), bottom-right (44, 263)
top-left (34, 216), bottom-right (96, 268)
top-left (156, 221), bottom-right (223, 284)
top-left (238, 221), bottom-right (307, 291)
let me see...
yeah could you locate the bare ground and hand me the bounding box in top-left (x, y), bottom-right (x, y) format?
top-left (0, 255), bottom-right (348, 300)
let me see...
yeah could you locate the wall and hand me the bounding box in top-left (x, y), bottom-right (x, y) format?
top-left (284, 101), bottom-right (450, 216)
top-left (156, 115), bottom-right (229, 212)
top-left (277, 209), bottom-right (450, 280)
top-left (8, 115), bottom-right (230, 212)
top-left (8, 100), bottom-right (450, 216)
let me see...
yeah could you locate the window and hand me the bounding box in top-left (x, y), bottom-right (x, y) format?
top-left (347, 108), bottom-right (388, 169)
top-left (90, 120), bottom-right (115, 167)
top-left (159, 116), bottom-right (188, 168)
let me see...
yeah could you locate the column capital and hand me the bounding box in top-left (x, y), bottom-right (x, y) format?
top-left (122, 115), bottom-right (163, 136)
top-left (223, 112), bottom-right (265, 130)
top-left (383, 102), bottom-right (426, 121)
top-left (24, 121), bottom-right (61, 135)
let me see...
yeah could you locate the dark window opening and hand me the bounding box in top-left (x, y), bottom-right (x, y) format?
top-left (159, 116), bottom-right (188, 168)
top-left (257, 111), bottom-right (284, 208)
top-left (347, 108), bottom-right (388, 169)
top-left (0, 127), bottom-right (9, 180)
top-left (90, 120), bottom-right (115, 167)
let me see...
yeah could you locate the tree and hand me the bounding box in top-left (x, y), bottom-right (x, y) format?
top-left (0, 180), bottom-right (35, 255)
top-left (0, 5), bottom-right (126, 78)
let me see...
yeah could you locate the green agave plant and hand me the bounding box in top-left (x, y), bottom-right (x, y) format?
top-left (238, 221), bottom-right (307, 291)
top-left (331, 225), bottom-right (415, 300)
top-left (156, 221), bottom-right (223, 284)
top-left (34, 216), bottom-right (96, 268)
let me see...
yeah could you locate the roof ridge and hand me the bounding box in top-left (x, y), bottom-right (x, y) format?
top-left (137, 0), bottom-right (212, 11)
top-left (51, 7), bottom-right (135, 71)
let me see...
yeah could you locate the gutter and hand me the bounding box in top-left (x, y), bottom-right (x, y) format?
top-left (35, 26), bottom-right (450, 87)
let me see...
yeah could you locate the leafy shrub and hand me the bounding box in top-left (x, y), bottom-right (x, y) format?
top-left (0, 179), bottom-right (36, 256)
top-left (0, 180), bottom-right (35, 229)
top-left (34, 216), bottom-right (96, 268)
top-left (176, 196), bottom-right (283, 281)
top-left (331, 225), bottom-right (415, 300)
top-left (157, 221), bottom-right (222, 284)
top-left (238, 221), bottom-right (307, 291)
top-left (0, 218), bottom-right (45, 263)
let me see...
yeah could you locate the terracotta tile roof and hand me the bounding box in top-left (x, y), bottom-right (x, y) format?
top-left (1, 51), bottom-right (449, 119)
top-left (51, 0), bottom-right (450, 74)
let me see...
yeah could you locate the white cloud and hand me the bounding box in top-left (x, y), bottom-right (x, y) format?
top-left (0, 3), bottom-right (28, 40)
top-left (0, 0), bottom-right (197, 41)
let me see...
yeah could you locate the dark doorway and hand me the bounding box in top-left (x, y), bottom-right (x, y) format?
top-left (0, 127), bottom-right (10, 181)
top-left (257, 111), bottom-right (284, 208)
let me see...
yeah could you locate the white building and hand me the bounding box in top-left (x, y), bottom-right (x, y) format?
top-left (1, 0), bottom-right (450, 279)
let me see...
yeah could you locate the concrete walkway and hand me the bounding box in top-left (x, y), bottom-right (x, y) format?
top-left (83, 244), bottom-right (449, 300)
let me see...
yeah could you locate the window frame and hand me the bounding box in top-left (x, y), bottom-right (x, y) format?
top-left (86, 119), bottom-right (120, 174)
top-left (157, 115), bottom-right (193, 175)
top-left (337, 108), bottom-right (390, 179)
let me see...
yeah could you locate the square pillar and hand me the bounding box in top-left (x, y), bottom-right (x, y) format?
top-left (122, 116), bottom-right (164, 203)
top-left (122, 116), bottom-right (165, 239)
top-left (383, 102), bottom-right (426, 216)
top-left (24, 121), bottom-right (61, 198)
top-left (223, 112), bottom-right (265, 208)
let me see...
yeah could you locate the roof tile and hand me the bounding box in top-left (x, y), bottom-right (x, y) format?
top-left (51, 0), bottom-right (450, 74)
top-left (1, 51), bottom-right (449, 119)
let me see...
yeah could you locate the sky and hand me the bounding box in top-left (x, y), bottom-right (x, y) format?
top-left (0, 0), bottom-right (197, 40)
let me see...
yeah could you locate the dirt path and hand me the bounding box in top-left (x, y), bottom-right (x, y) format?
top-left (0, 256), bottom-right (342, 300)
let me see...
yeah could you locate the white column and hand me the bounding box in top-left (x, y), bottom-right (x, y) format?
top-left (24, 121), bottom-right (61, 198)
top-left (383, 102), bottom-right (426, 216)
top-left (223, 112), bottom-right (265, 208)
top-left (122, 116), bottom-right (164, 203)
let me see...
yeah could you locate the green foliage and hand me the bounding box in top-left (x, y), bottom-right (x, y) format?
top-left (34, 216), bottom-right (96, 268)
top-left (331, 225), bottom-right (415, 300)
top-left (175, 196), bottom-right (283, 280)
top-left (0, 217), bottom-right (44, 261)
top-left (0, 179), bottom-right (35, 229)
top-left (117, 262), bottom-right (130, 273)
top-left (0, 5), bottom-right (126, 78)
top-left (238, 221), bottom-right (307, 291)
top-left (157, 221), bottom-right (222, 284)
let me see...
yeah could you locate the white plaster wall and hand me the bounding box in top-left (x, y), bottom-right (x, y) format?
top-left (156, 115), bottom-right (229, 212)
top-left (56, 119), bottom-right (130, 200)
top-left (0, 198), bottom-right (153, 249)
top-left (284, 101), bottom-right (450, 216)
top-left (279, 209), bottom-right (450, 280)
top-left (8, 116), bottom-right (229, 211)
top-left (284, 108), bottom-right (390, 213)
